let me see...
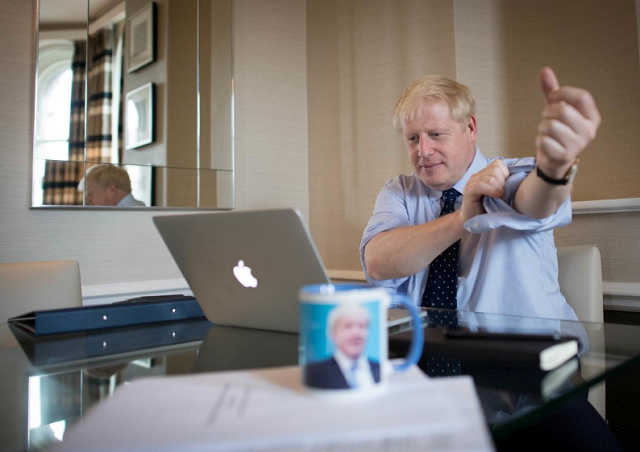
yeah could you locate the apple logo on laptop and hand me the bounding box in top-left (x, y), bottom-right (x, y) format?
top-left (233, 260), bottom-right (258, 288)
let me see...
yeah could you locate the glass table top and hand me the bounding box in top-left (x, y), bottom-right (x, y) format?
top-left (1, 309), bottom-right (640, 451)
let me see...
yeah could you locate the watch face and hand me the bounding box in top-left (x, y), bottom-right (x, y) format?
top-left (566, 160), bottom-right (579, 184)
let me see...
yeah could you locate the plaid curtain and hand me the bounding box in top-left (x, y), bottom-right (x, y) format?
top-left (43, 26), bottom-right (121, 205)
top-left (113, 22), bottom-right (125, 163)
top-left (87, 27), bottom-right (116, 164)
top-left (42, 161), bottom-right (85, 205)
top-left (69, 40), bottom-right (87, 163)
top-left (43, 40), bottom-right (86, 205)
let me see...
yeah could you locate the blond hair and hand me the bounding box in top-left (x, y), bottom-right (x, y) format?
top-left (86, 165), bottom-right (132, 193)
top-left (393, 74), bottom-right (476, 131)
top-left (327, 303), bottom-right (370, 339)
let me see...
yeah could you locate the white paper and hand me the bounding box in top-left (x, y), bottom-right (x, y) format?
top-left (54, 366), bottom-right (494, 452)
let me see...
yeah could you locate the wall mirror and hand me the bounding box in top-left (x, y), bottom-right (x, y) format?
top-left (32, 0), bottom-right (234, 209)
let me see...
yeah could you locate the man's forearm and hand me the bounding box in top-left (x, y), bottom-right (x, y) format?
top-left (513, 170), bottom-right (572, 219)
top-left (364, 211), bottom-right (466, 281)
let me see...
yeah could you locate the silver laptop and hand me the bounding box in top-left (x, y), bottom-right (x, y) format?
top-left (153, 209), bottom-right (331, 333)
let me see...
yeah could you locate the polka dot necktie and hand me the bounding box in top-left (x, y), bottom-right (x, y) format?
top-left (424, 310), bottom-right (462, 377)
top-left (421, 188), bottom-right (461, 309)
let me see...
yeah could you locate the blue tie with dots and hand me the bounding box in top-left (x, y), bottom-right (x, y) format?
top-left (424, 310), bottom-right (462, 377)
top-left (421, 188), bottom-right (461, 309)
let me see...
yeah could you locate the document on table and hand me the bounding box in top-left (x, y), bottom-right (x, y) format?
top-left (54, 366), bottom-right (494, 452)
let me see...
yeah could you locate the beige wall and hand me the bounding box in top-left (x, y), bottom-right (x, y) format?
top-left (307, 0), bottom-right (640, 285)
top-left (233, 0), bottom-right (309, 218)
top-left (455, 0), bottom-right (640, 202)
top-left (555, 213), bottom-right (640, 285)
top-left (2, 0), bottom-right (639, 290)
top-left (453, 0), bottom-right (507, 160)
top-left (307, 0), bottom-right (456, 271)
top-left (0, 0), bottom-right (308, 287)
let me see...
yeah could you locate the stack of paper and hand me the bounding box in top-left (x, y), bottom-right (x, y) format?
top-left (54, 366), bottom-right (494, 452)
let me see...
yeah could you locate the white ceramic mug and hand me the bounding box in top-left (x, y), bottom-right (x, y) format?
top-left (299, 283), bottom-right (423, 391)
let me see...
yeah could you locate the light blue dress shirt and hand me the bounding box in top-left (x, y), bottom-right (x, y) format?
top-left (360, 148), bottom-right (578, 321)
top-left (117, 193), bottom-right (146, 207)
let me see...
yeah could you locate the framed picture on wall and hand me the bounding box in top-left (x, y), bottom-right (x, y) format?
top-left (125, 82), bottom-right (154, 150)
top-left (127, 2), bottom-right (156, 73)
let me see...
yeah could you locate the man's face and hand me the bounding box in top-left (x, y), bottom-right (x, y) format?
top-left (332, 312), bottom-right (369, 360)
top-left (402, 101), bottom-right (477, 191)
top-left (85, 181), bottom-right (116, 206)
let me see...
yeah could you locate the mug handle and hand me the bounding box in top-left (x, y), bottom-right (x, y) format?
top-left (390, 294), bottom-right (424, 374)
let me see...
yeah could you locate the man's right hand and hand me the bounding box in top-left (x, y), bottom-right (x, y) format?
top-left (365, 161), bottom-right (509, 281)
top-left (459, 159), bottom-right (510, 224)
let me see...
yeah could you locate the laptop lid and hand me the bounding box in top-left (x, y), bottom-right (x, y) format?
top-left (153, 209), bottom-right (330, 333)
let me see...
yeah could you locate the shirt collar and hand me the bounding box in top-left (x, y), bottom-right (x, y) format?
top-left (116, 193), bottom-right (134, 206)
top-left (425, 146), bottom-right (489, 201)
top-left (334, 348), bottom-right (367, 371)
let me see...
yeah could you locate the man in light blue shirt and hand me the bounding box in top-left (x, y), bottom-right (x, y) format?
top-left (84, 164), bottom-right (146, 207)
top-left (360, 68), bottom-right (601, 321)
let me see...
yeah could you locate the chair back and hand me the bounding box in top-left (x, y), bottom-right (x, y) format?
top-left (0, 260), bottom-right (83, 321)
top-left (557, 245), bottom-right (603, 323)
top-left (557, 244), bottom-right (606, 419)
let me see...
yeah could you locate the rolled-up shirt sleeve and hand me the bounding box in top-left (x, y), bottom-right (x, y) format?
top-left (464, 160), bottom-right (572, 234)
top-left (360, 180), bottom-right (412, 290)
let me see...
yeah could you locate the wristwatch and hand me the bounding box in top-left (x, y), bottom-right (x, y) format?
top-left (536, 159), bottom-right (579, 186)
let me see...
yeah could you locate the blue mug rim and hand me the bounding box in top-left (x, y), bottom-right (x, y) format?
top-left (300, 282), bottom-right (378, 295)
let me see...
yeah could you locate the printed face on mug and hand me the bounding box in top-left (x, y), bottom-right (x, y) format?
top-left (299, 283), bottom-right (423, 392)
top-left (331, 305), bottom-right (370, 361)
top-left (302, 301), bottom-right (382, 390)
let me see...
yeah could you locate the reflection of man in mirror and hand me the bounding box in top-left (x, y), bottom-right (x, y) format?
top-left (83, 165), bottom-right (145, 207)
top-left (305, 304), bottom-right (380, 390)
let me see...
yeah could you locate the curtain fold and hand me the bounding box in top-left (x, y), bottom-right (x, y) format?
top-left (87, 27), bottom-right (116, 164)
top-left (43, 26), bottom-right (121, 206)
top-left (43, 40), bottom-right (86, 205)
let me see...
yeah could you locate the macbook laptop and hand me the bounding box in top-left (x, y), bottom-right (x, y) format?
top-left (153, 208), bottom-right (417, 333)
top-left (153, 209), bottom-right (330, 333)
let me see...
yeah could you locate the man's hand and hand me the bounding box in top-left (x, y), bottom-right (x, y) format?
top-left (536, 67), bottom-right (601, 179)
top-left (514, 67), bottom-right (600, 219)
top-left (460, 159), bottom-right (510, 223)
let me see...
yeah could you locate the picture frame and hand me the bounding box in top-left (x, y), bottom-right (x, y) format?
top-left (127, 3), bottom-right (156, 73)
top-left (125, 82), bottom-right (154, 150)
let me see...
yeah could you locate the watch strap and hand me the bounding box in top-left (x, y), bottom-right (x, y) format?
top-left (536, 159), bottom-right (579, 186)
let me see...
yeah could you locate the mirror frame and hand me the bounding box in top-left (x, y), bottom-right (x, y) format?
top-left (30, 0), bottom-right (235, 210)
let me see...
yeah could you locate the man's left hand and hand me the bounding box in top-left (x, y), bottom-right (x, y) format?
top-left (536, 67), bottom-right (601, 179)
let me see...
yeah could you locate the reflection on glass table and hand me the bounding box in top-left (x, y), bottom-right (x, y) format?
top-left (1, 310), bottom-right (639, 451)
top-left (389, 309), bottom-right (637, 441)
